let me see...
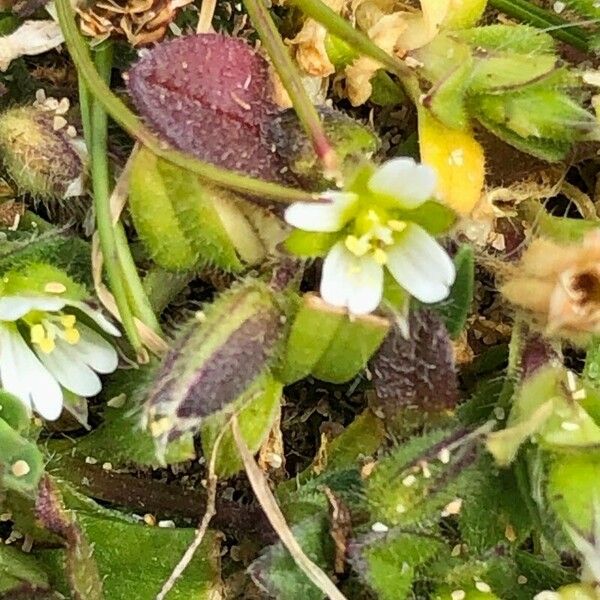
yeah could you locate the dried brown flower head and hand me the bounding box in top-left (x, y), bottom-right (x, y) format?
top-left (501, 231), bottom-right (600, 342)
top-left (77, 0), bottom-right (191, 46)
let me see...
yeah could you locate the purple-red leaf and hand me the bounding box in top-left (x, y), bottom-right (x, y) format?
top-left (370, 310), bottom-right (459, 417)
top-left (127, 34), bottom-right (291, 183)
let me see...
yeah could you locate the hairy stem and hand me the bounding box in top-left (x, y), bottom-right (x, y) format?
top-left (243, 0), bottom-right (338, 175)
top-left (90, 44), bottom-right (143, 352)
top-left (56, 0), bottom-right (315, 204)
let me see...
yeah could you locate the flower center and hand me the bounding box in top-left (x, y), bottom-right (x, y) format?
top-left (30, 313), bottom-right (81, 354)
top-left (344, 209), bottom-right (407, 265)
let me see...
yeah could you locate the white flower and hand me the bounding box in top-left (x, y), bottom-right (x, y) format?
top-left (0, 295), bottom-right (120, 420)
top-left (285, 158), bottom-right (455, 315)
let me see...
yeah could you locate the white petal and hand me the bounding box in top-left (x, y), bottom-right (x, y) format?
top-left (66, 301), bottom-right (121, 336)
top-left (37, 343), bottom-right (102, 398)
top-left (0, 295), bottom-right (65, 321)
top-left (284, 192), bottom-right (359, 232)
top-left (0, 326), bottom-right (63, 419)
top-left (77, 324), bottom-right (119, 374)
top-left (0, 20), bottom-right (64, 72)
top-left (404, 225), bottom-right (455, 286)
top-left (321, 242), bottom-right (383, 315)
top-left (387, 226), bottom-right (455, 303)
top-left (368, 158), bottom-right (437, 209)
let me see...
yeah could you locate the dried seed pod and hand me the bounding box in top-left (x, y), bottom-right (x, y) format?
top-left (144, 280), bottom-right (286, 455)
top-left (0, 106), bottom-right (85, 201)
top-left (77, 0), bottom-right (192, 46)
top-left (501, 231), bottom-right (600, 344)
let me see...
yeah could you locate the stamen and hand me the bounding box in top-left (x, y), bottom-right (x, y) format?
top-left (345, 234), bottom-right (371, 257)
top-left (372, 248), bottom-right (388, 265)
top-left (60, 315), bottom-right (76, 329)
top-left (30, 324), bottom-right (45, 345)
top-left (388, 219), bottom-right (407, 232)
top-left (64, 328), bottom-right (80, 345)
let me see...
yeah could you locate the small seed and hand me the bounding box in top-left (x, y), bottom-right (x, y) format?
top-left (371, 522), bottom-right (389, 533)
top-left (441, 498), bottom-right (463, 517)
top-left (53, 115), bottom-right (67, 131)
top-left (158, 520), bottom-right (176, 528)
top-left (517, 575), bottom-right (528, 585)
top-left (451, 591), bottom-right (465, 600)
top-left (438, 448), bottom-right (451, 464)
top-left (143, 513), bottom-right (156, 526)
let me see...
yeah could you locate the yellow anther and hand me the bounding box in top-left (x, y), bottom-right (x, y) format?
top-left (38, 336), bottom-right (55, 354)
top-left (372, 248), bottom-right (388, 265)
top-left (388, 219), bottom-right (407, 232)
top-left (64, 327), bottom-right (80, 345)
top-left (345, 234), bottom-right (371, 257)
top-left (366, 209), bottom-right (380, 223)
top-left (30, 324), bottom-right (45, 345)
top-left (60, 314), bottom-right (76, 329)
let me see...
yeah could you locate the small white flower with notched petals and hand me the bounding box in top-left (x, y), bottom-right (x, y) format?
top-left (285, 158), bottom-right (455, 315)
top-left (0, 295), bottom-right (120, 420)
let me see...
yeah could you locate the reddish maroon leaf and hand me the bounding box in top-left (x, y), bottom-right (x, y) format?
top-left (370, 310), bottom-right (459, 417)
top-left (127, 34), bottom-right (292, 183)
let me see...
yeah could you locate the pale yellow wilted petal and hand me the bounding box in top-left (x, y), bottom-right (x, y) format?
top-left (289, 21), bottom-right (335, 77)
top-left (444, 0), bottom-right (487, 28)
top-left (345, 12), bottom-right (407, 106)
top-left (418, 108), bottom-right (485, 215)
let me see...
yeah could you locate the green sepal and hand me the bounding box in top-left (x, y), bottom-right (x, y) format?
top-left (278, 293), bottom-right (389, 384)
top-left (158, 161), bottom-right (242, 272)
top-left (0, 389), bottom-right (30, 433)
top-left (284, 229), bottom-right (341, 257)
top-left (201, 375), bottom-right (283, 477)
top-left (433, 244), bottom-right (474, 338)
top-left (129, 147), bottom-right (197, 271)
top-left (396, 201), bottom-right (457, 236)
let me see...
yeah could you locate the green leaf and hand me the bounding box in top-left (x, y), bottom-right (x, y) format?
top-left (249, 514), bottom-right (332, 600)
top-left (468, 54), bottom-right (557, 94)
top-left (457, 24), bottom-right (556, 54)
top-left (39, 513), bottom-right (222, 599)
top-left (353, 530), bottom-right (446, 600)
top-left (201, 375), bottom-right (283, 477)
top-left (64, 399), bottom-right (195, 468)
top-left (0, 390), bottom-right (30, 433)
top-left (279, 293), bottom-right (389, 384)
top-left (433, 245), bottom-right (474, 338)
top-left (0, 418), bottom-right (43, 497)
top-left (458, 456), bottom-right (532, 553)
top-left (0, 545), bottom-right (51, 596)
top-left (370, 70), bottom-right (405, 107)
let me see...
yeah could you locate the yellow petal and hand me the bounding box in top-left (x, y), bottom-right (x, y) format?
top-left (418, 108), bottom-right (485, 215)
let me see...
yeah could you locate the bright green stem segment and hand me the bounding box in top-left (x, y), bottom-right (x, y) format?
top-left (288, 0), bottom-right (419, 100)
top-left (56, 0), bottom-right (314, 204)
top-left (89, 44), bottom-right (144, 353)
top-left (242, 0), bottom-right (337, 174)
top-left (488, 0), bottom-right (589, 51)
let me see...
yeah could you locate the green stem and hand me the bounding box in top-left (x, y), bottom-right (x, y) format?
top-left (114, 225), bottom-right (161, 333)
top-left (90, 43), bottom-right (143, 353)
top-left (489, 0), bottom-right (589, 52)
top-left (242, 0), bottom-right (337, 173)
top-left (78, 75), bottom-right (92, 147)
top-left (56, 0), bottom-right (314, 205)
top-left (289, 0), bottom-right (419, 99)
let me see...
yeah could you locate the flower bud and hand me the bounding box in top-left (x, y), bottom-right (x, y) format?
top-left (0, 106), bottom-right (85, 200)
top-left (535, 584), bottom-right (600, 600)
top-left (144, 280), bottom-right (285, 455)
